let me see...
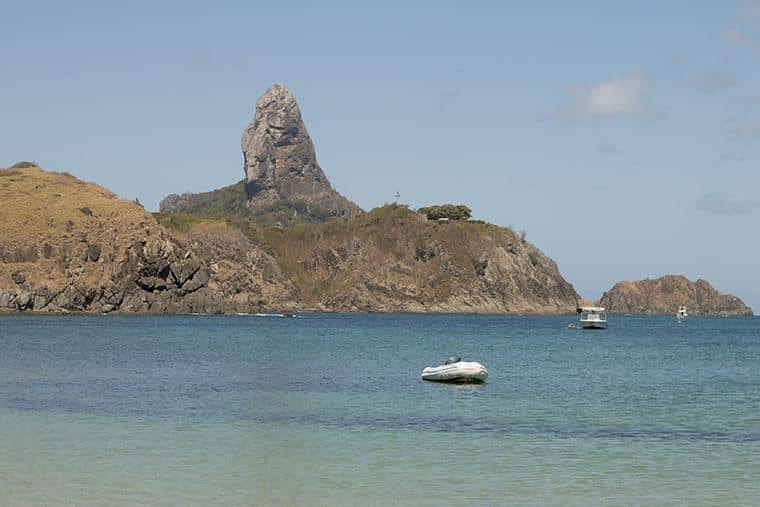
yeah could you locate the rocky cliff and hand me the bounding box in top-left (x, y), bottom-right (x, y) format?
top-left (0, 165), bottom-right (298, 314)
top-left (599, 275), bottom-right (753, 316)
top-left (1, 165), bottom-right (580, 314)
top-left (257, 205), bottom-right (580, 314)
top-left (160, 83), bottom-right (361, 227)
top-left (241, 83), bottom-right (361, 218)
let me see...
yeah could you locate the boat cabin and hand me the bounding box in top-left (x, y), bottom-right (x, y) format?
top-left (577, 306), bottom-right (608, 329)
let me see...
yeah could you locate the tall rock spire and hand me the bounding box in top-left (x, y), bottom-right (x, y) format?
top-left (241, 83), bottom-right (361, 217)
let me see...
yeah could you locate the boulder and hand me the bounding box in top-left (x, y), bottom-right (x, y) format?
top-left (87, 244), bottom-right (101, 262)
top-left (11, 271), bottom-right (26, 285)
top-left (0, 290), bottom-right (12, 308)
top-left (179, 269), bottom-right (210, 295)
top-left (170, 258), bottom-right (201, 285)
top-left (16, 290), bottom-right (33, 310)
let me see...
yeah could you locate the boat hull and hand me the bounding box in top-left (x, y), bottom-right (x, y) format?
top-left (421, 362), bottom-right (488, 383)
top-left (581, 321), bottom-right (607, 329)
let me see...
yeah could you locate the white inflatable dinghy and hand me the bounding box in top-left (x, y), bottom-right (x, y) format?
top-left (421, 356), bottom-right (488, 383)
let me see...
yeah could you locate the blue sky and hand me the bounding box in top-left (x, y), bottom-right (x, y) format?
top-left (2, 1), bottom-right (759, 311)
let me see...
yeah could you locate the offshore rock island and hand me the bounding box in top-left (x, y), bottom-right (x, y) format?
top-left (0, 84), bottom-right (581, 314)
top-left (600, 275), bottom-right (752, 316)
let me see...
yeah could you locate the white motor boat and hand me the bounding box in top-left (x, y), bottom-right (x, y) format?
top-left (677, 306), bottom-right (688, 323)
top-left (421, 356), bottom-right (488, 383)
top-left (578, 306), bottom-right (607, 329)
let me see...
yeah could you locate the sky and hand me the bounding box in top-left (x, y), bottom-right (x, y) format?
top-left (2, 0), bottom-right (759, 311)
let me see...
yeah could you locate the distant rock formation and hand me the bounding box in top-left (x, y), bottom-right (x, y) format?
top-left (600, 275), bottom-right (753, 315)
top-left (241, 83), bottom-right (361, 218)
top-left (160, 83), bottom-right (361, 226)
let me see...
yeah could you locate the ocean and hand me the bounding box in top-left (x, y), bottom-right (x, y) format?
top-left (1, 313), bottom-right (758, 506)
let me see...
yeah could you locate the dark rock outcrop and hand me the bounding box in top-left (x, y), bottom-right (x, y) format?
top-left (600, 275), bottom-right (753, 315)
top-left (241, 83), bottom-right (361, 218)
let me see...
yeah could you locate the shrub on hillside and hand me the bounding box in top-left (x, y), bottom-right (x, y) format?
top-left (9, 161), bottom-right (38, 169)
top-left (417, 204), bottom-right (472, 221)
top-left (473, 259), bottom-right (488, 276)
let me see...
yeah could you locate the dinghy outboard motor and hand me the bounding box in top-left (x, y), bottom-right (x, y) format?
top-left (444, 355), bottom-right (461, 365)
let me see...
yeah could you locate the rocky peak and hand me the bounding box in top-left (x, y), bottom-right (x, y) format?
top-left (241, 83), bottom-right (361, 218)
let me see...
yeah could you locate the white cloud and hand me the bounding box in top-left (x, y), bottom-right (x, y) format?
top-left (725, 97), bottom-right (760, 143)
top-left (725, 3), bottom-right (760, 48)
top-left (597, 143), bottom-right (622, 155)
top-left (741, 0), bottom-right (760, 17)
top-left (553, 73), bottom-right (653, 123)
top-left (730, 115), bottom-right (760, 140)
top-left (695, 193), bottom-right (760, 215)
top-left (724, 27), bottom-right (749, 45)
top-left (720, 151), bottom-right (744, 163)
top-left (692, 71), bottom-right (736, 92)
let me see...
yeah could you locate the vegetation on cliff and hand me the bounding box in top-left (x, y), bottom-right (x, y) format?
top-left (159, 180), bottom-right (342, 228)
top-left (161, 196), bottom-right (583, 313)
top-left (158, 203), bottom-right (579, 313)
top-left (261, 204), bottom-right (578, 313)
top-left (417, 204), bottom-right (473, 221)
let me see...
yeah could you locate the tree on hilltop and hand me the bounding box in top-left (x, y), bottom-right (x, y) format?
top-left (417, 204), bottom-right (472, 221)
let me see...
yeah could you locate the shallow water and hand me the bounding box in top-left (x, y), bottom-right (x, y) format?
top-left (1, 314), bottom-right (759, 505)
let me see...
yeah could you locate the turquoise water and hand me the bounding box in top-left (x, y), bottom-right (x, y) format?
top-left (1, 314), bottom-right (759, 505)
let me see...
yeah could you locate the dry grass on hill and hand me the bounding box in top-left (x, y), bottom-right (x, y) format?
top-left (0, 165), bottom-right (171, 294)
top-left (0, 165), bottom-right (152, 243)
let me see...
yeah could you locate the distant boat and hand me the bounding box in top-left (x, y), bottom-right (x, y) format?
top-left (578, 306), bottom-right (607, 329)
top-left (677, 306), bottom-right (688, 323)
